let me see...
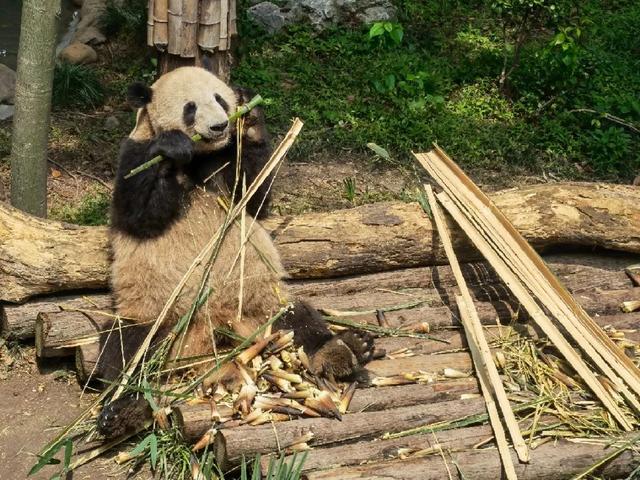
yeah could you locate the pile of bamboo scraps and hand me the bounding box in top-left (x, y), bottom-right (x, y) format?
top-left (415, 146), bottom-right (640, 479)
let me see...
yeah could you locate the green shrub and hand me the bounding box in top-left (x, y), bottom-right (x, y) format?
top-left (99, 0), bottom-right (147, 38)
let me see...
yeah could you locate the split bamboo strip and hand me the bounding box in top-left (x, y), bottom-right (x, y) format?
top-left (418, 148), bottom-right (640, 412)
top-left (198, 0), bottom-right (220, 51)
top-left (167, 0), bottom-right (181, 54)
top-left (147, 0), bottom-right (155, 47)
top-left (181, 0), bottom-right (198, 57)
top-left (426, 184), bottom-right (527, 465)
top-left (112, 118), bottom-right (303, 400)
top-left (433, 191), bottom-right (633, 430)
top-left (153, 0), bottom-right (169, 49)
top-left (457, 296), bottom-right (519, 479)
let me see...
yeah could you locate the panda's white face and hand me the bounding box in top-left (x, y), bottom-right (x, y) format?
top-left (138, 67), bottom-right (238, 152)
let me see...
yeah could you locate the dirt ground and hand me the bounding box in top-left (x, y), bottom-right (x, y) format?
top-left (0, 344), bottom-right (141, 480)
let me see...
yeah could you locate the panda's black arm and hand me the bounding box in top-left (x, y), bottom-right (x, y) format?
top-left (111, 132), bottom-right (192, 238)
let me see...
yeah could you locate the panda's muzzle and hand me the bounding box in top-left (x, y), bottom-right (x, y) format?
top-left (199, 120), bottom-right (229, 142)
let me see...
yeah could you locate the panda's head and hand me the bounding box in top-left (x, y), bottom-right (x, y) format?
top-left (127, 67), bottom-right (238, 152)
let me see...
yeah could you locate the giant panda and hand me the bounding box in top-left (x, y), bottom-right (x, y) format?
top-left (95, 66), bottom-right (375, 438)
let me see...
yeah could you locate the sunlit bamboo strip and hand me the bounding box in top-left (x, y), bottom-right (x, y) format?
top-left (147, 0), bottom-right (155, 47)
top-left (419, 148), bottom-right (640, 412)
top-left (181, 0), bottom-right (198, 57)
top-left (456, 296), bottom-right (519, 479)
top-left (153, 0), bottom-right (169, 49)
top-left (167, 0), bottom-right (182, 54)
top-left (426, 184), bottom-right (528, 465)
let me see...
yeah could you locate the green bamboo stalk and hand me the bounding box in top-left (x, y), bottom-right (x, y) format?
top-left (123, 94), bottom-right (264, 180)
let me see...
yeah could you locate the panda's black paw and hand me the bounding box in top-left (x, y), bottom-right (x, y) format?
top-left (311, 330), bottom-right (375, 380)
top-left (97, 394), bottom-right (153, 439)
top-left (149, 130), bottom-right (194, 167)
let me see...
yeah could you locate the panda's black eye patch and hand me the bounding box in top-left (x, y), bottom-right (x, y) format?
top-left (183, 101), bottom-right (197, 127)
top-left (215, 93), bottom-right (229, 112)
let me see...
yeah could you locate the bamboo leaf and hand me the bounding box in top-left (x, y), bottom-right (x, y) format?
top-left (149, 433), bottom-right (158, 469)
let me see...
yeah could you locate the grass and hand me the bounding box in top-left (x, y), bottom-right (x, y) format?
top-left (53, 63), bottom-right (105, 109)
top-left (232, 0), bottom-right (640, 181)
top-left (49, 189), bottom-right (110, 225)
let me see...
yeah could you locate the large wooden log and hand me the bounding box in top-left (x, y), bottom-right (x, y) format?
top-left (304, 433), bottom-right (640, 480)
top-left (178, 378), bottom-right (479, 442)
top-left (2, 183), bottom-right (640, 302)
top-left (8, 253), bottom-right (632, 343)
top-left (0, 202), bottom-right (110, 303)
top-left (261, 423), bottom-right (495, 476)
top-left (206, 397), bottom-right (487, 468)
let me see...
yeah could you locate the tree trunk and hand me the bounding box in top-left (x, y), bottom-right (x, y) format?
top-left (10, 0), bottom-right (60, 217)
top-left (2, 183), bottom-right (640, 303)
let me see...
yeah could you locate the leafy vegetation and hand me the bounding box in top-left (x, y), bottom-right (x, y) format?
top-left (99, 0), bottom-right (148, 40)
top-left (53, 63), bottom-right (105, 108)
top-left (50, 189), bottom-right (110, 225)
top-left (233, 0), bottom-right (640, 180)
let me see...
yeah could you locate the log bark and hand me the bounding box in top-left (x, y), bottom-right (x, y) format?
top-left (260, 423), bottom-right (493, 475)
top-left (178, 378), bottom-right (480, 443)
top-left (304, 433), bottom-right (640, 480)
top-left (0, 202), bottom-right (110, 303)
top-left (2, 183), bottom-right (640, 302)
top-left (205, 397), bottom-right (487, 468)
top-left (35, 309), bottom-right (112, 358)
top-left (1, 293), bottom-right (112, 340)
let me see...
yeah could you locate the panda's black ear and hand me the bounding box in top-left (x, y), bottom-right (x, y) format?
top-left (127, 82), bottom-right (153, 109)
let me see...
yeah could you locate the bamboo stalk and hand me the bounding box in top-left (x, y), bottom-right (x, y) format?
top-left (417, 148), bottom-right (640, 415)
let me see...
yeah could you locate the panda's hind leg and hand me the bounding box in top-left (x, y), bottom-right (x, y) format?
top-left (275, 300), bottom-right (375, 380)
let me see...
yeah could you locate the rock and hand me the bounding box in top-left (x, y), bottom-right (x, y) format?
top-left (58, 43), bottom-right (98, 65)
top-left (104, 115), bottom-right (120, 130)
top-left (0, 64), bottom-right (16, 104)
top-left (0, 105), bottom-right (15, 121)
top-left (248, 2), bottom-right (290, 34)
top-left (253, 0), bottom-right (397, 33)
top-left (72, 0), bottom-right (107, 45)
top-left (357, 5), bottom-right (396, 23)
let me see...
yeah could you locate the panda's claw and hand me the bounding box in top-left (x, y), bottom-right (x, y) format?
top-left (311, 330), bottom-right (376, 380)
top-left (97, 394), bottom-right (152, 439)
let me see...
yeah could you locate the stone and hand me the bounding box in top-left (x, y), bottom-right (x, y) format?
top-left (248, 2), bottom-right (289, 34)
top-left (253, 0), bottom-right (397, 33)
top-left (58, 43), bottom-right (98, 65)
top-left (0, 104), bottom-right (14, 121)
top-left (0, 64), bottom-right (16, 104)
top-left (104, 115), bottom-right (120, 130)
top-left (290, 0), bottom-right (338, 29)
